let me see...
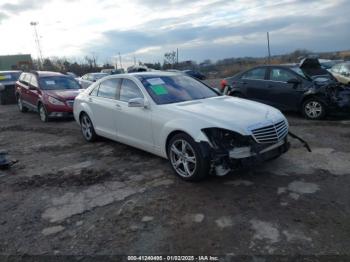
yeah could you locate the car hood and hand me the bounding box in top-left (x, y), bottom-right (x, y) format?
top-left (300, 58), bottom-right (335, 80)
top-left (166, 96), bottom-right (286, 135)
top-left (45, 89), bottom-right (81, 101)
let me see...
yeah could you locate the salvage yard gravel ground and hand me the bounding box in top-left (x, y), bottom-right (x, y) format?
top-left (0, 104), bottom-right (350, 256)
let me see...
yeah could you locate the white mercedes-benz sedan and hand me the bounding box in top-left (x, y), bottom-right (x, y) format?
top-left (73, 72), bottom-right (290, 181)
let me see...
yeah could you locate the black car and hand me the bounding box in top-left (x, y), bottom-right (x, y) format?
top-left (183, 70), bottom-right (206, 80)
top-left (0, 70), bottom-right (22, 105)
top-left (223, 59), bottom-right (350, 120)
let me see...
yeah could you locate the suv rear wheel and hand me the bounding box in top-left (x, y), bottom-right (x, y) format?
top-left (17, 96), bottom-right (28, 113)
top-left (167, 133), bottom-right (209, 181)
top-left (302, 98), bottom-right (326, 120)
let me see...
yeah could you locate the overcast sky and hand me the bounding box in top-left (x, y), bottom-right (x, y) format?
top-left (0, 0), bottom-right (349, 66)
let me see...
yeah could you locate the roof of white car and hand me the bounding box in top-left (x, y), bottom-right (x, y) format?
top-left (128, 71), bottom-right (180, 77)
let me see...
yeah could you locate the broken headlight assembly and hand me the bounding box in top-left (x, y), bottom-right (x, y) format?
top-left (201, 128), bottom-right (251, 150)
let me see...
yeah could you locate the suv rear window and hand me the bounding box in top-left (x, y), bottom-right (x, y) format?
top-left (0, 72), bottom-right (21, 82)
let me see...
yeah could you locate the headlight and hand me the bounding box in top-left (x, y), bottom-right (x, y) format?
top-left (48, 96), bottom-right (65, 106)
top-left (202, 128), bottom-right (250, 150)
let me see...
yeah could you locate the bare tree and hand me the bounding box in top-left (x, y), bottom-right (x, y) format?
top-left (164, 51), bottom-right (177, 68)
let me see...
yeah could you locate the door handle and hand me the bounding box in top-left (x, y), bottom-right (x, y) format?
top-left (88, 97), bottom-right (93, 102)
top-left (115, 104), bottom-right (122, 110)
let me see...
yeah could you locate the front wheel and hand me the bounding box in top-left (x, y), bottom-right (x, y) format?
top-left (38, 103), bottom-right (49, 122)
top-left (80, 113), bottom-right (97, 142)
top-left (167, 133), bottom-right (209, 181)
top-left (302, 98), bottom-right (326, 120)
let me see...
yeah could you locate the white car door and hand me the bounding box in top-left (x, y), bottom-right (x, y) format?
top-left (115, 78), bottom-right (154, 152)
top-left (88, 78), bottom-right (121, 140)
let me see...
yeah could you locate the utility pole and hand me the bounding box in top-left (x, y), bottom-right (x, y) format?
top-left (176, 48), bottom-right (179, 64)
top-left (118, 52), bottom-right (123, 69)
top-left (30, 21), bottom-right (43, 69)
top-left (267, 32), bottom-right (271, 65)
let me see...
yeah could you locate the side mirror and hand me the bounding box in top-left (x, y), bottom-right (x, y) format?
top-left (287, 78), bottom-right (301, 85)
top-left (0, 84), bottom-right (4, 91)
top-left (128, 98), bottom-right (146, 108)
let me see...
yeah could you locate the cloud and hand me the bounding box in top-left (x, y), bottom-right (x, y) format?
top-left (0, 0), bottom-right (46, 13)
top-left (0, 0), bottom-right (349, 64)
top-left (0, 12), bottom-right (8, 24)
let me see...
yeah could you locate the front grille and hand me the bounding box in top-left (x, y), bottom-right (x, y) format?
top-left (66, 100), bottom-right (74, 107)
top-left (251, 120), bottom-right (288, 144)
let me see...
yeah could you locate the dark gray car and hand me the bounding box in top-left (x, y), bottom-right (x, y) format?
top-left (223, 59), bottom-right (350, 120)
top-left (0, 71), bottom-right (22, 105)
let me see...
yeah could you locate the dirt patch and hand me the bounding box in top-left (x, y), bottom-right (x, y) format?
top-left (14, 168), bottom-right (114, 189)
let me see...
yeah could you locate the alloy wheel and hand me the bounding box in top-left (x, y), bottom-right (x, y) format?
top-left (305, 101), bottom-right (322, 119)
top-left (81, 115), bottom-right (93, 140)
top-left (169, 139), bottom-right (197, 177)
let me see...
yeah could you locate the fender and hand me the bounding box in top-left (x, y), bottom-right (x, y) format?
top-left (159, 118), bottom-right (211, 158)
top-left (299, 87), bottom-right (329, 106)
top-left (75, 101), bottom-right (95, 126)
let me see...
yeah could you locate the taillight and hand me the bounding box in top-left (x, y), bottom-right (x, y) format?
top-left (220, 79), bottom-right (227, 90)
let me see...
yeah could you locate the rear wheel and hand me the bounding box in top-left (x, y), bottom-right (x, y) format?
top-left (17, 96), bottom-right (28, 113)
top-left (80, 113), bottom-right (97, 142)
top-left (302, 98), bottom-right (326, 120)
top-left (167, 133), bottom-right (209, 181)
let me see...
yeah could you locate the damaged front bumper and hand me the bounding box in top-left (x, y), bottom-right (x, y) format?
top-left (199, 132), bottom-right (290, 176)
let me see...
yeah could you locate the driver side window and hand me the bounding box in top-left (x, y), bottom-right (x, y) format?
top-left (119, 79), bottom-right (144, 102)
top-left (270, 68), bottom-right (295, 82)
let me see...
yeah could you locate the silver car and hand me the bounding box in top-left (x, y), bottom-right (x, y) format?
top-left (77, 73), bottom-right (108, 89)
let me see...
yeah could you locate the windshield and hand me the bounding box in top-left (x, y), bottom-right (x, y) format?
top-left (138, 75), bottom-right (218, 105)
top-left (39, 76), bottom-right (80, 90)
top-left (290, 67), bottom-right (310, 80)
top-left (0, 72), bottom-right (21, 82)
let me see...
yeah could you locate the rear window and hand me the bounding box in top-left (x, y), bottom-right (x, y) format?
top-left (0, 72), bottom-right (21, 82)
top-left (39, 76), bottom-right (80, 90)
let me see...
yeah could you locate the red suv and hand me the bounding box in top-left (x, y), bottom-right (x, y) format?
top-left (15, 71), bottom-right (81, 122)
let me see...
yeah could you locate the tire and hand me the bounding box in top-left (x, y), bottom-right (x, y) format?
top-left (17, 96), bottom-right (28, 113)
top-left (38, 103), bottom-right (49, 122)
top-left (302, 98), bottom-right (326, 120)
top-left (167, 133), bottom-right (210, 181)
top-left (80, 113), bottom-right (97, 142)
